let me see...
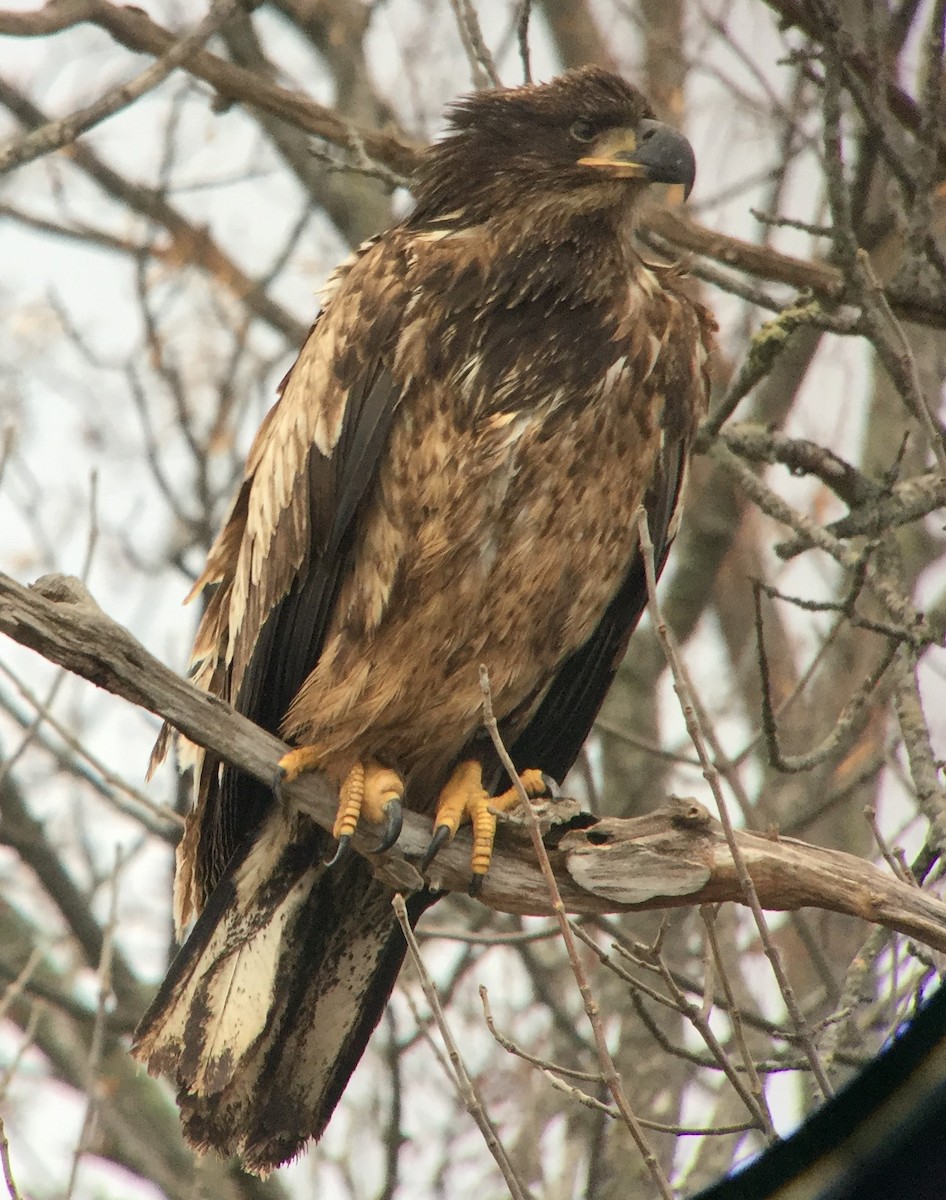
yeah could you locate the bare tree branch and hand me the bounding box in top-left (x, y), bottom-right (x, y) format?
top-left (1, 571), bottom-right (945, 953)
top-left (0, 0), bottom-right (420, 176)
top-left (0, 0), bottom-right (243, 174)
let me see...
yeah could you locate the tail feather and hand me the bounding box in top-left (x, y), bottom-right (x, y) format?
top-left (133, 812), bottom-right (431, 1172)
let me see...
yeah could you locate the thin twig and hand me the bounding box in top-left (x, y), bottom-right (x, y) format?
top-left (392, 893), bottom-right (532, 1200)
top-left (636, 509), bottom-right (834, 1102)
top-left (700, 907), bottom-right (771, 1128)
top-left (378, 1007), bottom-right (404, 1200)
top-left (516, 0), bottom-right (533, 83)
top-left (448, 0), bottom-right (502, 89)
top-left (0, 1117), bottom-right (22, 1200)
top-left (755, 585), bottom-right (898, 773)
top-left (891, 645), bottom-right (946, 852)
top-left (543, 1073), bottom-right (620, 1118)
top-left (66, 846), bottom-right (122, 1200)
top-left (478, 666), bottom-right (675, 1200)
top-left (853, 250), bottom-right (946, 475)
top-left (816, 925), bottom-right (891, 1077)
top-left (421, 922), bottom-right (560, 945)
top-left (0, 946), bottom-right (43, 1028)
top-left (864, 805), bottom-right (914, 886)
top-left (542, 1073), bottom-right (756, 1136)
top-left (308, 138), bottom-right (409, 189)
top-left (901, 0), bottom-right (946, 280)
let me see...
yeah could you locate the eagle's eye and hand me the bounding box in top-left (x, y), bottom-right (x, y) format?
top-left (569, 119), bottom-right (597, 143)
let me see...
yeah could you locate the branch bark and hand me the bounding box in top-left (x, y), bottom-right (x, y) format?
top-left (1, 571), bottom-right (945, 953)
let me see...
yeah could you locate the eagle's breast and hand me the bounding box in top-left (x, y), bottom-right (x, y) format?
top-left (284, 234), bottom-right (697, 783)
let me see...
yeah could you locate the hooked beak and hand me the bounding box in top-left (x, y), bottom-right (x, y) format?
top-left (578, 119), bottom-right (696, 199)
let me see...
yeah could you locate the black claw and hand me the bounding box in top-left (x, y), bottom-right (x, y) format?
top-left (540, 772), bottom-right (560, 798)
top-left (374, 800), bottom-right (403, 853)
top-left (272, 764), bottom-right (288, 802)
top-left (468, 873), bottom-right (484, 898)
top-left (421, 824), bottom-right (452, 872)
top-left (324, 834), bottom-right (351, 868)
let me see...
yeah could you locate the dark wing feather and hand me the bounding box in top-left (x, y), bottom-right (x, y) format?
top-left (162, 234), bottom-right (411, 919)
top-left (504, 271), bottom-right (715, 787)
top-left (210, 364), bottom-right (404, 894)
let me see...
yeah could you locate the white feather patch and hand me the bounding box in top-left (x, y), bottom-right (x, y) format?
top-left (136, 812), bottom-right (319, 1096)
top-left (190, 863), bottom-right (318, 1096)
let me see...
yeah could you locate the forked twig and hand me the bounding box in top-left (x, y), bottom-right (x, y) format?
top-left (448, 0), bottom-right (501, 89)
top-left (479, 984), bottom-right (604, 1082)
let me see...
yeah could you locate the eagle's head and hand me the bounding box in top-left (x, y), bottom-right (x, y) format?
top-left (411, 67), bottom-right (695, 230)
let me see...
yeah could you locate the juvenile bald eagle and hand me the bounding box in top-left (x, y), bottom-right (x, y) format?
top-left (133, 67), bottom-right (716, 1173)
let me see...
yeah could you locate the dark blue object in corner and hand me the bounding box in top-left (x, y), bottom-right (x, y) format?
top-left (692, 981), bottom-right (946, 1200)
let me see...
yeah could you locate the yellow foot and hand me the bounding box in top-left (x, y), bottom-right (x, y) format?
top-left (275, 748), bottom-right (404, 866)
top-left (333, 761), bottom-right (404, 845)
top-left (422, 761), bottom-right (550, 893)
top-left (276, 744), bottom-right (325, 789)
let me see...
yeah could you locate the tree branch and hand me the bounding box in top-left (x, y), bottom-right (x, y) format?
top-left (0, 0), bottom-right (419, 177)
top-left (2, 571), bottom-right (945, 954)
top-left (0, 0), bottom-right (243, 174)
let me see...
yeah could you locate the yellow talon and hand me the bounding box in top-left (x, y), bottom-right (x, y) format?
top-left (432, 760), bottom-right (484, 841)
top-left (334, 763), bottom-right (366, 841)
top-left (276, 749), bottom-right (404, 857)
top-left (276, 744), bottom-right (325, 785)
top-left (425, 761), bottom-right (551, 885)
top-left (469, 801), bottom-right (498, 878)
top-left (492, 767), bottom-right (547, 815)
top-left (334, 762), bottom-right (403, 839)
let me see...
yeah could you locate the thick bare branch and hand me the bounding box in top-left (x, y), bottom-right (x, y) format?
top-left (1, 572), bottom-right (945, 954)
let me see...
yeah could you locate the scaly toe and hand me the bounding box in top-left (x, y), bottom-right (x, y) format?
top-left (274, 745), bottom-right (326, 804)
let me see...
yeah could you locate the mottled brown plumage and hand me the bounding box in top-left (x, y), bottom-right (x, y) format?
top-left (133, 67), bottom-right (716, 1173)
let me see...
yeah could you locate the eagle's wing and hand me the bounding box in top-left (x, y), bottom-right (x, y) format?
top-left (136, 235), bottom-right (443, 1170)
top-left (174, 235), bottom-right (411, 921)
top-left (502, 274), bottom-right (713, 784)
